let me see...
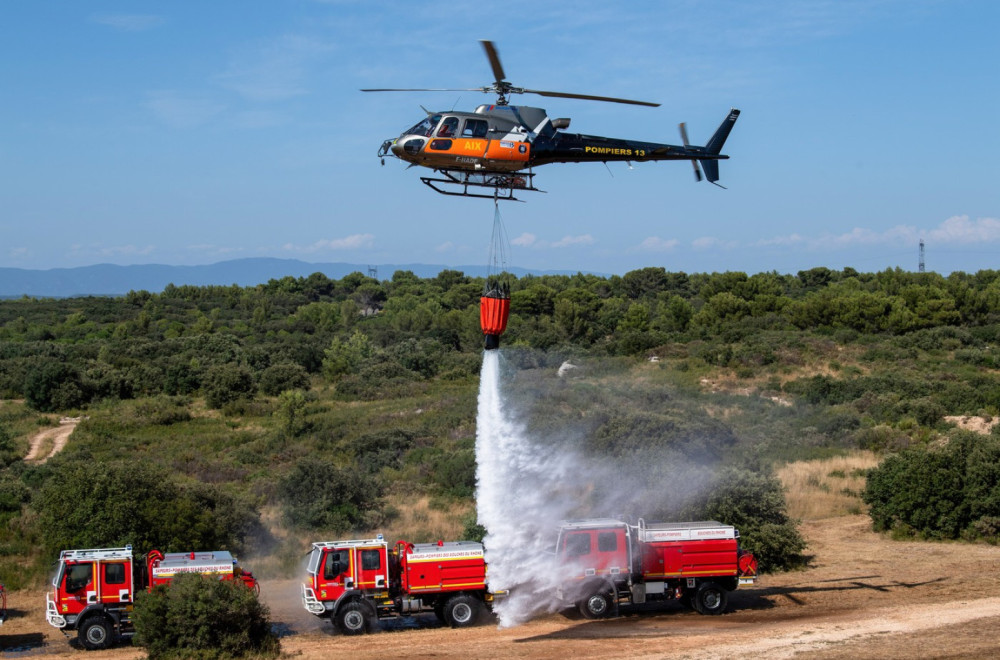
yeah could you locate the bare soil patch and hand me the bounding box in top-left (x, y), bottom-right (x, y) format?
top-left (5, 515), bottom-right (999, 658)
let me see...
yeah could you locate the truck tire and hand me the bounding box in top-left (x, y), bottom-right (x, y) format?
top-left (335, 602), bottom-right (371, 635)
top-left (578, 588), bottom-right (613, 619)
top-left (693, 581), bottom-right (728, 616)
top-left (79, 616), bottom-right (114, 650)
top-left (443, 594), bottom-right (481, 627)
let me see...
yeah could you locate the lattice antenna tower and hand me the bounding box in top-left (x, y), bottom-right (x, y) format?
top-left (918, 239), bottom-right (925, 273)
top-left (367, 265), bottom-right (378, 279)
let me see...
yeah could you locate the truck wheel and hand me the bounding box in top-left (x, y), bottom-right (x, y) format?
top-left (443, 594), bottom-right (481, 627)
top-left (79, 616), bottom-right (113, 650)
top-left (336, 602), bottom-right (371, 635)
top-left (693, 581), bottom-right (728, 616)
top-left (578, 588), bottom-right (613, 619)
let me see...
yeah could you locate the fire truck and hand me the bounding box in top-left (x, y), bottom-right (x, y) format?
top-left (301, 535), bottom-right (492, 634)
top-left (555, 518), bottom-right (758, 618)
top-left (45, 546), bottom-right (258, 650)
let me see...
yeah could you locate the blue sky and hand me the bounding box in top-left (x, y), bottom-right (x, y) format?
top-left (2, 0), bottom-right (998, 276)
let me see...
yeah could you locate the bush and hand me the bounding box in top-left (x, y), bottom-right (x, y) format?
top-left (678, 467), bottom-right (807, 571)
top-left (258, 362), bottom-right (309, 396)
top-left (37, 461), bottom-right (260, 555)
top-left (278, 458), bottom-right (384, 533)
top-left (202, 364), bottom-right (255, 409)
top-left (133, 574), bottom-right (278, 660)
top-left (862, 433), bottom-right (1000, 541)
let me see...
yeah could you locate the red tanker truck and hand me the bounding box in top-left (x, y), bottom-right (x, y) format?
top-left (555, 518), bottom-right (758, 617)
top-left (302, 535), bottom-right (493, 634)
top-left (45, 545), bottom-right (258, 650)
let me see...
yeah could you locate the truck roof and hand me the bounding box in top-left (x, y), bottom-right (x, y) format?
top-left (59, 547), bottom-right (133, 562)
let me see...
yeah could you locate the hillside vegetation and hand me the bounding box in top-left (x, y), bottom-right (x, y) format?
top-left (2, 266), bottom-right (1000, 587)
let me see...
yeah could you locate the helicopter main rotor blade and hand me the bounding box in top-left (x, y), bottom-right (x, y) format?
top-left (527, 89), bottom-right (660, 107)
top-left (480, 40), bottom-right (506, 85)
top-left (361, 87), bottom-right (487, 93)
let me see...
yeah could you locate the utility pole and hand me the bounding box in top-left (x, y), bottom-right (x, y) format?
top-left (918, 239), bottom-right (925, 273)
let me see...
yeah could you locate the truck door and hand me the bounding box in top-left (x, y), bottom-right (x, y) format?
top-left (313, 547), bottom-right (353, 603)
top-left (62, 561), bottom-right (96, 608)
top-left (352, 546), bottom-right (388, 592)
top-left (98, 559), bottom-right (132, 603)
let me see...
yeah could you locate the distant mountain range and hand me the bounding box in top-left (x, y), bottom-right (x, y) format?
top-left (0, 258), bottom-right (594, 298)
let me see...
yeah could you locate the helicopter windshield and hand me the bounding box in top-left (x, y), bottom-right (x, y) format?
top-left (403, 114), bottom-right (441, 138)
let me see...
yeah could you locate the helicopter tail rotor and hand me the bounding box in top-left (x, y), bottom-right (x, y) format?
top-left (678, 122), bottom-right (703, 182)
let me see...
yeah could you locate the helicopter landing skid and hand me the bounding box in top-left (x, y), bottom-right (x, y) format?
top-left (420, 170), bottom-right (543, 201)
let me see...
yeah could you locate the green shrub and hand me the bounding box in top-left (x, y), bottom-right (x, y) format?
top-left (258, 363), bottom-right (309, 396)
top-left (37, 461), bottom-right (260, 555)
top-left (133, 574), bottom-right (278, 660)
top-left (278, 458), bottom-right (384, 532)
top-left (678, 467), bottom-right (806, 572)
top-left (862, 433), bottom-right (1000, 541)
top-left (202, 364), bottom-right (255, 409)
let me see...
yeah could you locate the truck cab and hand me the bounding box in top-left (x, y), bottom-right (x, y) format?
top-left (45, 547), bottom-right (136, 650)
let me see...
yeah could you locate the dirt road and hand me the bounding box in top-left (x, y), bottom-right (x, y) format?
top-left (24, 417), bottom-right (80, 463)
top-left (4, 515), bottom-right (999, 658)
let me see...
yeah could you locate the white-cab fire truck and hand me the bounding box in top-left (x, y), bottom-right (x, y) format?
top-left (45, 546), bottom-right (258, 650)
top-left (555, 518), bottom-right (758, 617)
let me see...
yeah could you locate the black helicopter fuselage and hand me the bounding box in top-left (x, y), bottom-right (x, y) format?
top-left (381, 104), bottom-right (739, 187)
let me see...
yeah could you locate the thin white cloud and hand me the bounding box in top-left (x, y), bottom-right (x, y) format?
top-left (511, 233), bottom-right (537, 247)
top-left (637, 236), bottom-right (679, 251)
top-left (435, 241), bottom-right (455, 252)
top-left (69, 244), bottom-right (155, 259)
top-left (282, 234), bottom-right (375, 253)
top-left (551, 234), bottom-right (595, 248)
top-left (91, 14), bottom-right (166, 31)
top-left (145, 91), bottom-right (226, 128)
top-left (693, 236), bottom-right (738, 250)
top-left (8, 247), bottom-right (30, 259)
top-left (753, 215), bottom-right (1000, 251)
top-left (215, 34), bottom-right (334, 101)
top-left (186, 244), bottom-right (245, 256)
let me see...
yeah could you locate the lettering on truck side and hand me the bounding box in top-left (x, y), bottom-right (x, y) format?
top-left (407, 550), bottom-right (484, 562)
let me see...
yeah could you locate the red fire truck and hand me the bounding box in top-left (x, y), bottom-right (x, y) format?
top-left (555, 518), bottom-right (758, 618)
top-left (45, 546), bottom-right (258, 650)
top-left (301, 535), bottom-right (493, 634)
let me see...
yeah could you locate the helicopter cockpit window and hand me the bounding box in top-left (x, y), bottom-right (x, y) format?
top-left (437, 117), bottom-right (459, 137)
top-left (404, 114), bottom-right (441, 138)
top-left (462, 119), bottom-right (489, 138)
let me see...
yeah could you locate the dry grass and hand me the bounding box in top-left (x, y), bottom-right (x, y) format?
top-left (382, 495), bottom-right (472, 544)
top-left (777, 451), bottom-right (881, 520)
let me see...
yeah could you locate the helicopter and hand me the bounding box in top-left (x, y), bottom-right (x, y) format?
top-left (364, 40), bottom-right (740, 200)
